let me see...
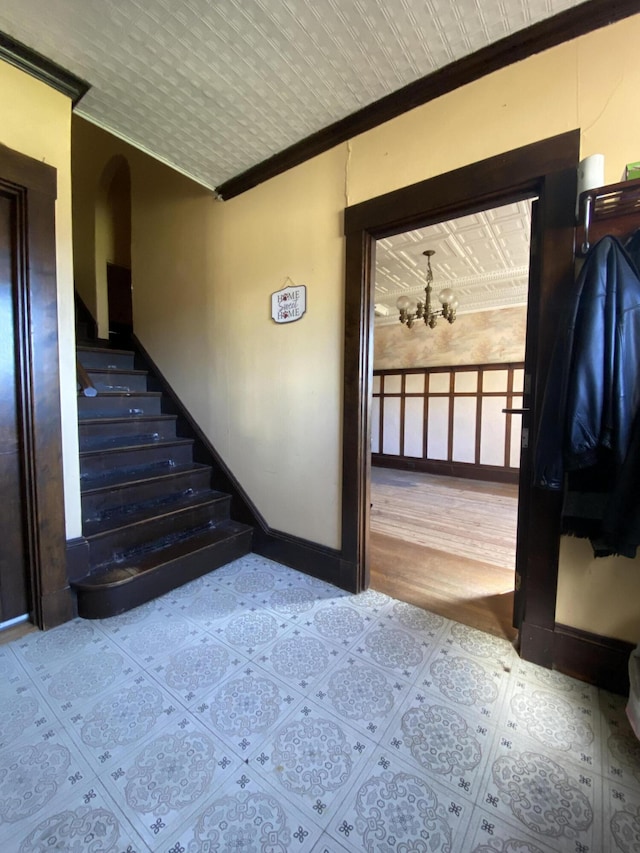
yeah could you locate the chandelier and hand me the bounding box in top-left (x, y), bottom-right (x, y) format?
top-left (396, 250), bottom-right (458, 329)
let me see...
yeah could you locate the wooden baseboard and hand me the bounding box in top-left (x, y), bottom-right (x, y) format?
top-left (520, 618), bottom-right (632, 695)
top-left (372, 454), bottom-right (519, 485)
top-left (66, 536), bottom-right (89, 583)
top-left (253, 527), bottom-right (352, 590)
top-left (39, 586), bottom-right (76, 628)
top-left (130, 335), bottom-right (348, 590)
top-left (519, 620), bottom-right (555, 669)
top-left (553, 623), bottom-right (633, 696)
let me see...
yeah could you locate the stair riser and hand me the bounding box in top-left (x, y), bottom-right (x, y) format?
top-left (81, 442), bottom-right (193, 479)
top-left (87, 371), bottom-right (147, 393)
top-left (78, 350), bottom-right (135, 370)
top-left (82, 467), bottom-right (212, 523)
top-left (78, 394), bottom-right (162, 419)
top-left (79, 417), bottom-right (178, 450)
top-left (88, 499), bottom-right (232, 567)
top-left (76, 528), bottom-right (253, 618)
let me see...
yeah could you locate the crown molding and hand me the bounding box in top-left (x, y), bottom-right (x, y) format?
top-left (0, 30), bottom-right (90, 105)
top-left (217, 0), bottom-right (639, 200)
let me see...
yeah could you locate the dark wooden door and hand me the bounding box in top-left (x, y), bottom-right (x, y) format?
top-left (0, 191), bottom-right (29, 622)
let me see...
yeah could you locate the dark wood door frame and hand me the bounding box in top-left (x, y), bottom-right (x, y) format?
top-left (0, 142), bottom-right (73, 630)
top-left (341, 130), bottom-right (579, 668)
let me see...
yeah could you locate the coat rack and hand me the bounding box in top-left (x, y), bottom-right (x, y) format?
top-left (577, 176), bottom-right (640, 255)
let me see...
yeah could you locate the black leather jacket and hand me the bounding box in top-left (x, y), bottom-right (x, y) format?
top-left (535, 235), bottom-right (640, 490)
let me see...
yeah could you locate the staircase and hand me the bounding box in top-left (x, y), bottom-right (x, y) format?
top-left (72, 341), bottom-right (253, 619)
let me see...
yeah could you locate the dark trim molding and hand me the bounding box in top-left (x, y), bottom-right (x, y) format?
top-left (66, 536), bottom-right (89, 585)
top-left (216, 0), bottom-right (637, 199)
top-left (0, 142), bottom-right (74, 630)
top-left (130, 334), bottom-right (345, 587)
top-left (252, 527), bottom-right (350, 591)
top-left (342, 130), bottom-right (579, 650)
top-left (0, 31), bottom-right (90, 105)
top-left (372, 456), bottom-right (519, 485)
top-left (553, 623), bottom-right (633, 695)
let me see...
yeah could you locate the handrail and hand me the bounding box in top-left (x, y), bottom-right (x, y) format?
top-left (77, 359), bottom-right (97, 397)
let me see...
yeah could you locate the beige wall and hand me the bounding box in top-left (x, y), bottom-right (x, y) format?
top-left (374, 306), bottom-right (527, 370)
top-left (0, 60), bottom-right (81, 540)
top-left (72, 15), bottom-right (640, 641)
top-left (106, 161), bottom-right (131, 268)
top-left (72, 121), bottom-right (346, 546)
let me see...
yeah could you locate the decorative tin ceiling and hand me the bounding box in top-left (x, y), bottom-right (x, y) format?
top-left (375, 199), bottom-right (533, 322)
top-left (0, 0), bottom-right (584, 190)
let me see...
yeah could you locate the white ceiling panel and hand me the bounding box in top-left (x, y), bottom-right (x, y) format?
top-left (375, 199), bottom-right (533, 322)
top-left (0, 0), bottom-right (585, 189)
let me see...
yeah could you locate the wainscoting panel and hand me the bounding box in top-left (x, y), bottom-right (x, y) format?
top-left (403, 397), bottom-right (424, 458)
top-left (382, 396), bottom-right (401, 455)
top-left (373, 363), bottom-right (524, 482)
top-left (480, 396), bottom-right (507, 466)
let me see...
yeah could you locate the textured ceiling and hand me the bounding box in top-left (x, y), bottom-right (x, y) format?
top-left (0, 0), bottom-right (584, 190)
top-left (374, 199), bottom-right (533, 323)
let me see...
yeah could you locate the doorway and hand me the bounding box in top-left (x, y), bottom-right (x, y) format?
top-left (0, 143), bottom-right (72, 631)
top-left (93, 154), bottom-right (132, 341)
top-left (0, 190), bottom-right (30, 627)
top-left (368, 201), bottom-right (532, 639)
top-left (340, 131), bottom-right (578, 668)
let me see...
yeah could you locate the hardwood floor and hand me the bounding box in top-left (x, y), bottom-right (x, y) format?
top-left (370, 466), bottom-right (519, 641)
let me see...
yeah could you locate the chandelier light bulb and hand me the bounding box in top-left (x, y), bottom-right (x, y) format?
top-left (396, 294), bottom-right (411, 311)
top-left (438, 288), bottom-right (454, 305)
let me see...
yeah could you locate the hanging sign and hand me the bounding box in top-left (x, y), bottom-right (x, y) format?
top-left (271, 284), bottom-right (307, 324)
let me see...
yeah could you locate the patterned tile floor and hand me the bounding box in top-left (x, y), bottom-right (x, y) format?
top-left (1, 554), bottom-right (639, 852)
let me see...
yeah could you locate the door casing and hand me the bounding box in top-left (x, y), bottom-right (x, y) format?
top-left (340, 130), bottom-right (579, 668)
top-left (0, 142), bottom-right (73, 630)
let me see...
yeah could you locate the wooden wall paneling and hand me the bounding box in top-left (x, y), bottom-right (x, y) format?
top-left (378, 374), bottom-right (385, 458)
top-left (422, 372), bottom-right (429, 459)
top-left (373, 363), bottom-right (523, 479)
top-left (452, 395), bottom-right (476, 464)
top-left (446, 370), bottom-right (454, 462)
top-left (505, 367), bottom-right (514, 468)
top-left (371, 394), bottom-right (380, 454)
top-left (475, 370), bottom-right (483, 465)
top-left (399, 373), bottom-right (406, 458)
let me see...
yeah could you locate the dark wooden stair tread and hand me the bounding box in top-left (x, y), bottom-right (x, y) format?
top-left (83, 489), bottom-right (229, 538)
top-left (80, 462), bottom-right (210, 494)
top-left (76, 521), bottom-right (251, 588)
top-left (85, 367), bottom-right (147, 376)
top-left (79, 433), bottom-right (176, 452)
top-left (80, 414), bottom-right (176, 426)
top-left (77, 345), bottom-right (135, 356)
top-left (73, 522), bottom-right (253, 618)
top-left (80, 437), bottom-right (192, 457)
top-left (80, 390), bottom-right (162, 398)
